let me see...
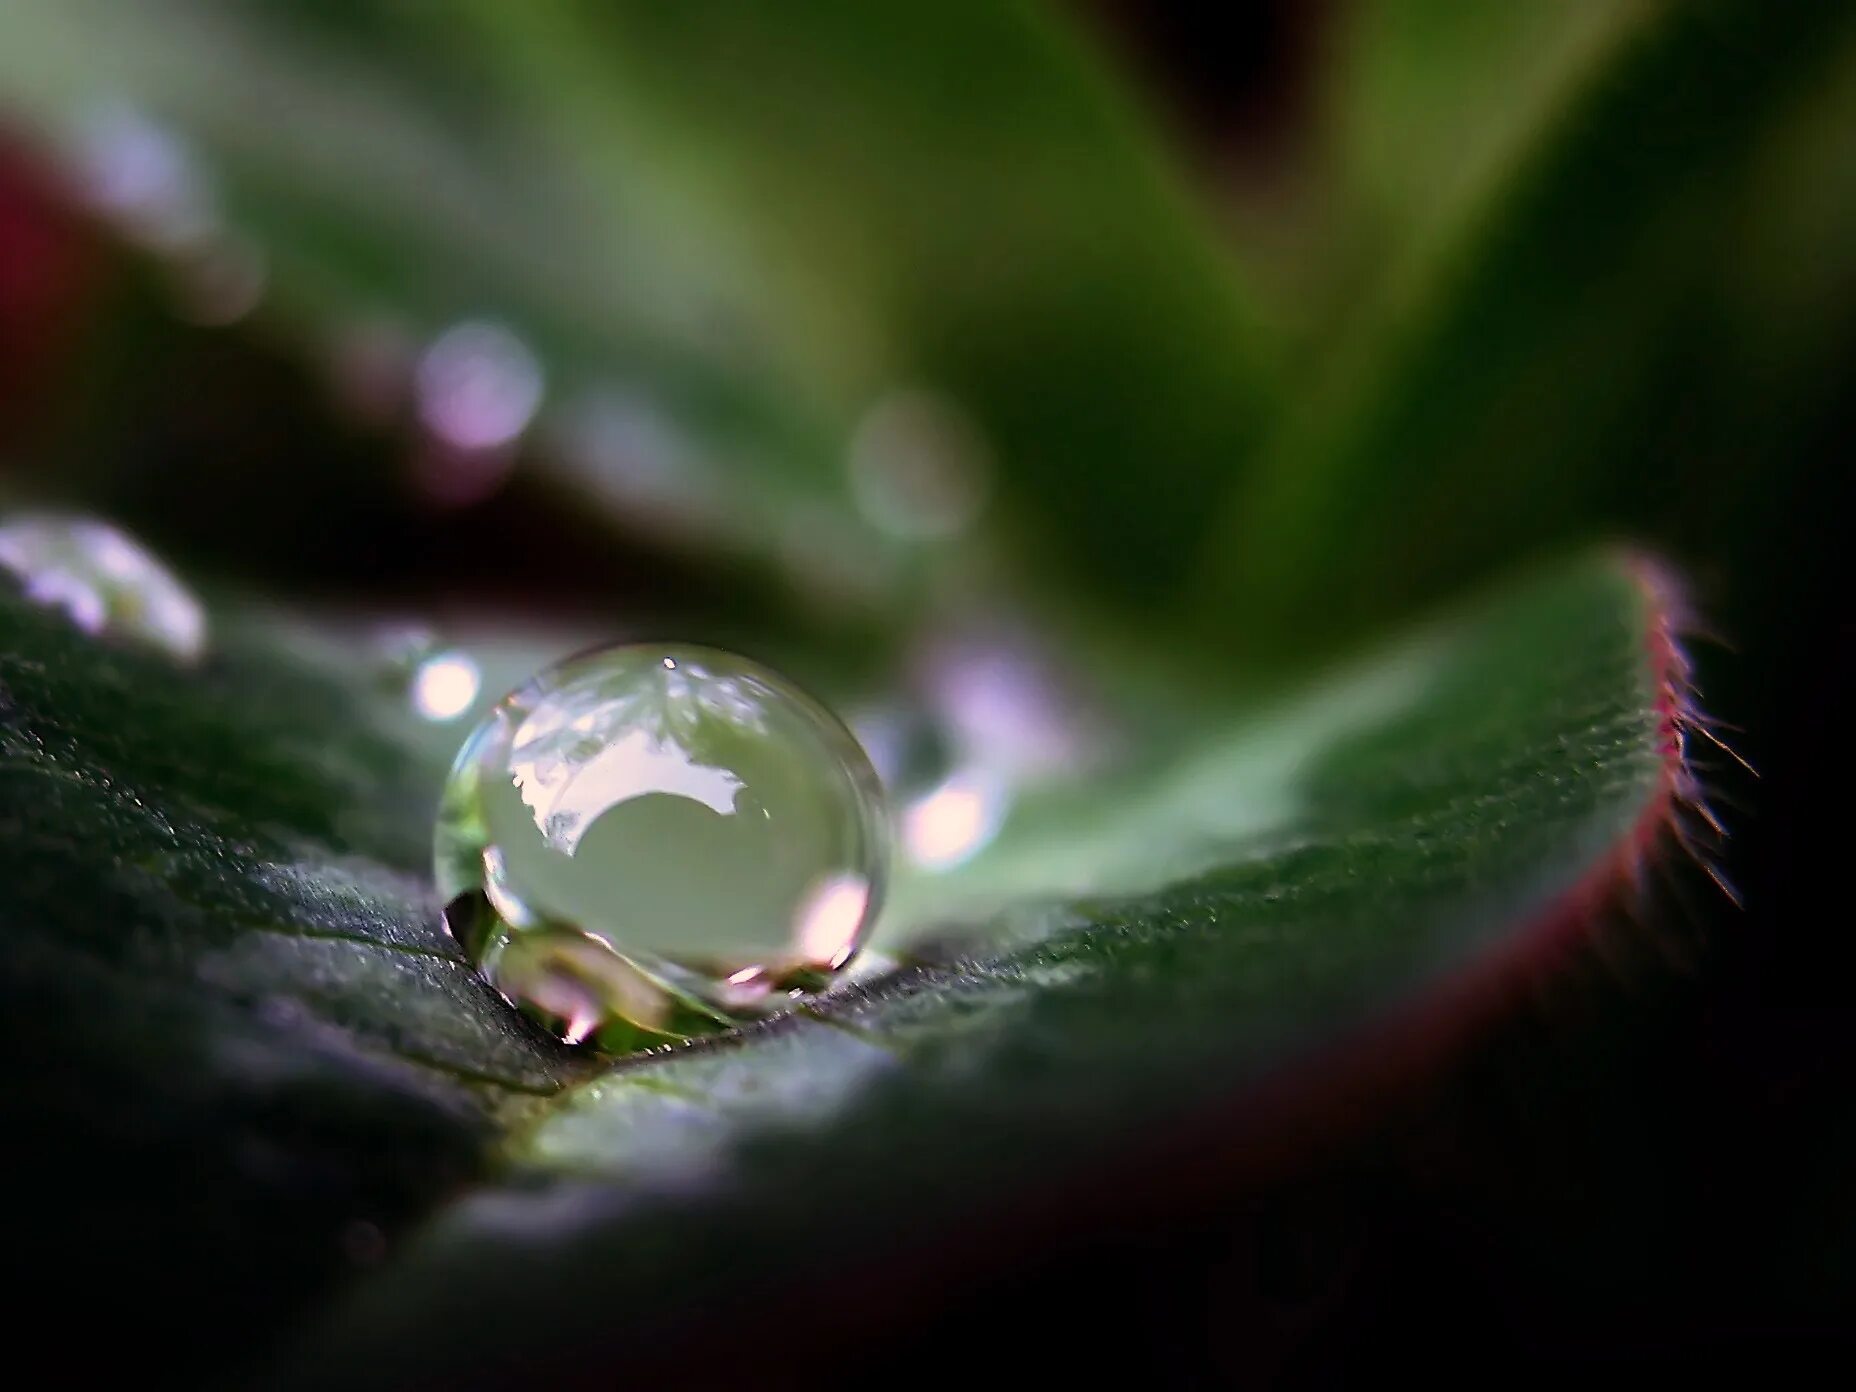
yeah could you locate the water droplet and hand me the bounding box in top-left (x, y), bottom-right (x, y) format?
top-left (409, 649), bottom-right (481, 722)
top-left (415, 319), bottom-right (543, 452)
top-left (917, 623), bottom-right (1104, 782)
top-left (0, 514), bottom-right (206, 661)
top-left (848, 388), bottom-right (991, 540)
top-left (900, 765), bottom-right (1009, 871)
top-left (76, 104), bottom-right (215, 252)
top-left (437, 644), bottom-right (888, 1045)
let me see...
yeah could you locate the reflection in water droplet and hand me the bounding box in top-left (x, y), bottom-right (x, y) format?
top-left (793, 872), bottom-right (871, 970)
top-left (900, 766), bottom-right (1009, 871)
top-left (437, 644), bottom-right (888, 1046)
top-left (415, 320), bottom-right (543, 452)
top-left (848, 388), bottom-right (991, 540)
top-left (77, 104), bottom-right (215, 251)
top-left (0, 514), bottom-right (206, 662)
top-left (409, 650), bottom-right (481, 722)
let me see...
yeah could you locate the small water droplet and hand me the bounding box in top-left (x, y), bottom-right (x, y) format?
top-left (76, 103), bottom-right (215, 251)
top-left (409, 649), bottom-right (481, 722)
top-left (0, 513), bottom-right (206, 662)
top-left (917, 622), bottom-right (1105, 782)
top-left (437, 644), bottom-right (888, 1046)
top-left (848, 388), bottom-right (991, 540)
top-left (415, 319), bottom-right (543, 453)
top-left (900, 765), bottom-right (1009, 871)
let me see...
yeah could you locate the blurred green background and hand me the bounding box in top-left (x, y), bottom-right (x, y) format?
top-left (0, 0), bottom-right (1851, 1383)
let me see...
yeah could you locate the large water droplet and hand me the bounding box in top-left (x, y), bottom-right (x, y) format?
top-left (437, 644), bottom-right (888, 1046)
top-left (0, 514), bottom-right (206, 662)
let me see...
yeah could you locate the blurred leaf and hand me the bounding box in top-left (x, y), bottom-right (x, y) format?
top-left (1318, 0), bottom-right (1645, 304)
top-left (455, 0), bottom-right (1282, 602)
top-left (1203, 0), bottom-right (1856, 656)
top-left (0, 0), bottom-right (1278, 609)
top-left (0, 0), bottom-right (847, 583)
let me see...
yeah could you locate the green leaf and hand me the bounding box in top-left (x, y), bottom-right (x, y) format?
top-left (1201, 0), bottom-right (1856, 656)
top-left (0, 0), bottom-right (1276, 607)
top-left (0, 589), bottom-right (586, 1375)
top-left (1317, 0), bottom-right (1649, 299)
top-left (0, 546), bottom-right (1671, 1377)
top-left (293, 551), bottom-right (1673, 1381)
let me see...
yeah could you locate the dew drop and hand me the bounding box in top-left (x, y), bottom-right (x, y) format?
top-left (0, 513), bottom-right (206, 662)
top-left (900, 765), bottom-right (1009, 871)
top-left (848, 388), bottom-right (991, 541)
top-left (409, 649), bottom-right (481, 723)
top-left (917, 622), bottom-right (1105, 782)
top-left (76, 104), bottom-right (215, 252)
top-left (415, 319), bottom-right (543, 453)
top-left (437, 644), bottom-right (888, 1045)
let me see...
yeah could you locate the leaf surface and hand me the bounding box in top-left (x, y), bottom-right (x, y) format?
top-left (0, 547), bottom-right (1673, 1377)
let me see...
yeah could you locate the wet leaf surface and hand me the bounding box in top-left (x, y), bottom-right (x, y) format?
top-left (0, 550), bottom-right (1674, 1380)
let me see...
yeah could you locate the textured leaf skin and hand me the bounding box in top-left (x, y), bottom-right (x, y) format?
top-left (0, 589), bottom-right (582, 1376)
top-left (293, 551), bottom-right (1674, 1385)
